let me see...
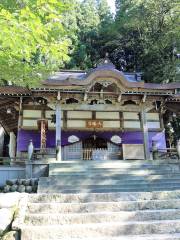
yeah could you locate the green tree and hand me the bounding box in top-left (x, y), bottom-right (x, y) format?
top-left (112, 0), bottom-right (180, 83)
top-left (67, 0), bottom-right (113, 69)
top-left (73, 0), bottom-right (100, 69)
top-left (61, 0), bottom-right (79, 54)
top-left (96, 0), bottom-right (114, 57)
top-left (97, 0), bottom-right (112, 23)
top-left (0, 0), bottom-right (71, 86)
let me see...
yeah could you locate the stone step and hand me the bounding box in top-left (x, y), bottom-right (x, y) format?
top-left (49, 169), bottom-right (180, 176)
top-left (29, 191), bottom-right (180, 203)
top-left (49, 165), bottom-right (179, 170)
top-left (49, 165), bottom-right (178, 171)
top-left (48, 175), bottom-right (180, 182)
top-left (20, 234), bottom-right (180, 240)
top-left (37, 186), bottom-right (180, 194)
top-left (49, 161), bottom-right (179, 167)
top-left (38, 182), bottom-right (180, 190)
top-left (25, 209), bottom-right (180, 225)
top-left (43, 172), bottom-right (180, 179)
top-left (39, 177), bottom-right (180, 186)
top-left (41, 173), bottom-right (180, 182)
top-left (49, 160), bottom-right (179, 166)
top-left (27, 199), bottom-right (180, 214)
top-left (20, 220), bottom-right (180, 239)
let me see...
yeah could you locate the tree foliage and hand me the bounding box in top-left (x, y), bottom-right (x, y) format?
top-left (0, 0), bottom-right (71, 86)
top-left (0, 0), bottom-right (179, 85)
top-left (66, 0), bottom-right (113, 69)
top-left (66, 0), bottom-right (179, 83)
top-left (165, 114), bottom-right (180, 147)
top-left (112, 0), bottom-right (180, 83)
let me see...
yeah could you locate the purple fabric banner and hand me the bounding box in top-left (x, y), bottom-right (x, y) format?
top-left (17, 129), bottom-right (166, 152)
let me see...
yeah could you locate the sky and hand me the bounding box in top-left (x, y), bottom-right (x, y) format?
top-left (107, 0), bottom-right (115, 14)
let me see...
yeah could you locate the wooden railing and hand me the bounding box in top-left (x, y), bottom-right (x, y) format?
top-left (33, 148), bottom-right (56, 160)
top-left (83, 148), bottom-right (93, 160)
top-left (82, 148), bottom-right (121, 161)
top-left (157, 148), bottom-right (178, 160)
top-left (151, 148), bottom-right (179, 160)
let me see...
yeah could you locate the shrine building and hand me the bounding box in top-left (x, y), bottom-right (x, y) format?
top-left (0, 58), bottom-right (180, 161)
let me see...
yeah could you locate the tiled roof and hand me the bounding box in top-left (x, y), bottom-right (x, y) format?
top-left (0, 62), bottom-right (180, 94)
top-left (43, 67), bottom-right (180, 91)
top-left (45, 64), bottom-right (142, 84)
top-left (0, 86), bottom-right (31, 96)
top-left (47, 71), bottom-right (86, 82)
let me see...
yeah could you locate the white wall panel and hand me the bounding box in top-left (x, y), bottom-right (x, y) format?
top-left (103, 121), bottom-right (120, 128)
top-left (123, 112), bottom-right (139, 120)
top-left (22, 119), bottom-right (38, 128)
top-left (147, 113), bottom-right (159, 121)
top-left (123, 144), bottom-right (144, 159)
top-left (96, 112), bottom-right (119, 119)
top-left (147, 121), bottom-right (160, 129)
top-left (124, 121), bottom-right (141, 129)
top-left (67, 111), bottom-right (92, 119)
top-left (23, 110), bottom-right (41, 118)
top-left (67, 120), bottom-right (86, 128)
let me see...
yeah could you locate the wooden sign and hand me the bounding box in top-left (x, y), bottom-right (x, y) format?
top-left (37, 119), bottom-right (48, 150)
top-left (86, 120), bottom-right (103, 129)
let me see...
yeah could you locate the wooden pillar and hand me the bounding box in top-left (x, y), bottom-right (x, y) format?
top-left (56, 91), bottom-right (62, 161)
top-left (18, 97), bottom-right (23, 130)
top-left (140, 107), bottom-right (150, 160)
top-left (16, 97), bottom-right (23, 157)
top-left (159, 110), bottom-right (164, 130)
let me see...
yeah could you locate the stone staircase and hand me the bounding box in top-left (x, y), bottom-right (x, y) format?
top-left (38, 160), bottom-right (180, 193)
top-left (20, 160), bottom-right (180, 239)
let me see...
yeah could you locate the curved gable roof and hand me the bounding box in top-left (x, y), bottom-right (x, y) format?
top-left (43, 66), bottom-right (180, 91)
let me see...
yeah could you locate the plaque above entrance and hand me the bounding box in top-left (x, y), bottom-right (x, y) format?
top-left (86, 120), bottom-right (103, 129)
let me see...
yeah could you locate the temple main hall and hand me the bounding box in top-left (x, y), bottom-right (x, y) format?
top-left (0, 58), bottom-right (180, 161)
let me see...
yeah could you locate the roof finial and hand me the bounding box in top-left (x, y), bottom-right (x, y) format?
top-left (96, 52), bottom-right (115, 69)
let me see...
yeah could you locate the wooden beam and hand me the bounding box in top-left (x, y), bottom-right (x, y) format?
top-left (17, 97), bottom-right (23, 130)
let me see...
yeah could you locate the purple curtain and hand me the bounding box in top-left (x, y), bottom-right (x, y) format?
top-left (17, 129), bottom-right (166, 152)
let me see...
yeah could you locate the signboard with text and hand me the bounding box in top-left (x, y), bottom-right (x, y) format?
top-left (86, 120), bottom-right (103, 129)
